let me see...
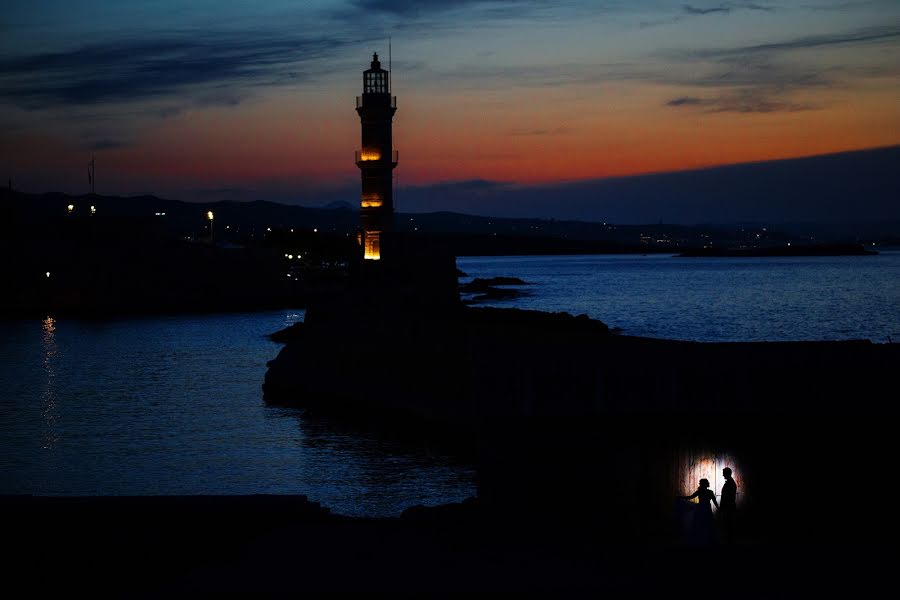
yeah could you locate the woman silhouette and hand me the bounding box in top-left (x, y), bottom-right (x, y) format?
top-left (679, 478), bottom-right (719, 544)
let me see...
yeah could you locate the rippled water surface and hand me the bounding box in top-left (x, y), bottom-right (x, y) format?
top-left (458, 251), bottom-right (900, 342)
top-left (0, 311), bottom-right (476, 516)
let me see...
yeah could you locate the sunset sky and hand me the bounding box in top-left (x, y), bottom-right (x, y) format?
top-left (1, 1), bottom-right (898, 213)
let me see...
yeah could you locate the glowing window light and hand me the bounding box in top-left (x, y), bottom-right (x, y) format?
top-left (359, 149), bottom-right (381, 161)
top-left (288, 254), bottom-right (293, 259)
top-left (364, 231), bottom-right (381, 261)
top-left (361, 193), bottom-right (383, 208)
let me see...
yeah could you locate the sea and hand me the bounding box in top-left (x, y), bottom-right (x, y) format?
top-left (459, 252), bottom-right (899, 343)
top-left (1, 252), bottom-right (897, 515)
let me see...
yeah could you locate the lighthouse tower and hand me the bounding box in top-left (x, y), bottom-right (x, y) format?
top-left (355, 53), bottom-right (397, 261)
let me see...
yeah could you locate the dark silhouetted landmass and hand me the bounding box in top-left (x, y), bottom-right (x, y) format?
top-left (678, 243), bottom-right (878, 257)
top-left (263, 253), bottom-right (899, 550)
top-left (2, 185), bottom-right (893, 315)
top-left (5, 494), bottom-right (894, 594)
top-left (400, 145), bottom-right (900, 227)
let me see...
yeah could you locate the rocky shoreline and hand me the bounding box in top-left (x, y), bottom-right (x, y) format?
top-left (263, 254), bottom-right (899, 547)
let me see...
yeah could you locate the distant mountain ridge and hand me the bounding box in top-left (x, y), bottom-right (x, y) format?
top-left (4, 145), bottom-right (899, 241)
top-left (401, 145), bottom-right (900, 228)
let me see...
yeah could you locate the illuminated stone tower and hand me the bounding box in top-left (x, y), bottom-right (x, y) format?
top-left (355, 52), bottom-right (397, 261)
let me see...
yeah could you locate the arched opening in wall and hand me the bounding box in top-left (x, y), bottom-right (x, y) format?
top-left (667, 447), bottom-right (748, 543)
top-left (364, 231), bottom-right (381, 261)
top-left (677, 449), bottom-right (746, 508)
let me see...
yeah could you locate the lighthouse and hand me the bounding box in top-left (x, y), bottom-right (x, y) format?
top-left (355, 52), bottom-right (397, 261)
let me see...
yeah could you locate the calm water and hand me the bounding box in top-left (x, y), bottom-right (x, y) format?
top-left (0, 311), bottom-right (476, 516)
top-left (458, 251), bottom-right (900, 342)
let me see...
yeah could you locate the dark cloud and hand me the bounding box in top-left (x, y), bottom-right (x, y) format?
top-left (87, 139), bottom-right (130, 151)
top-left (666, 96), bottom-right (707, 106)
top-left (0, 1), bottom-right (556, 111)
top-left (683, 4), bottom-right (732, 14)
top-left (0, 34), bottom-right (348, 108)
top-left (353, 0), bottom-right (535, 17)
top-left (665, 92), bottom-right (817, 113)
top-left (510, 126), bottom-right (570, 136)
top-left (354, 0), bottom-right (483, 15)
top-left (682, 2), bottom-right (774, 15)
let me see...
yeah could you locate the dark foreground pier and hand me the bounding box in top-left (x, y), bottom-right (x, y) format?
top-left (5, 494), bottom-right (895, 595)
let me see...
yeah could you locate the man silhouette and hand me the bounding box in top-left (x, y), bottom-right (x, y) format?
top-left (720, 467), bottom-right (737, 542)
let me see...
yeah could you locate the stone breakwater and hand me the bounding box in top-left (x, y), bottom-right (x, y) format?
top-left (264, 240), bottom-right (900, 541)
top-left (264, 289), bottom-right (899, 544)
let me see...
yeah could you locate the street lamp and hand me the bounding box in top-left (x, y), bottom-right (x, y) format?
top-left (207, 210), bottom-right (214, 243)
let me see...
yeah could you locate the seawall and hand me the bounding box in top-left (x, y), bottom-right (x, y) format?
top-left (262, 260), bottom-right (900, 543)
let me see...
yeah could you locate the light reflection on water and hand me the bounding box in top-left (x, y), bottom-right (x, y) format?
top-left (0, 310), bottom-right (476, 517)
top-left (40, 316), bottom-right (59, 450)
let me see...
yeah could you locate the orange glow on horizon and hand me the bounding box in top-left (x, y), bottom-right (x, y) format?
top-left (2, 81), bottom-right (897, 196)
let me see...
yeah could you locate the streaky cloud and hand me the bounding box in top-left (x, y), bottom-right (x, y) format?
top-left (666, 96), bottom-right (707, 106)
top-left (692, 24), bottom-right (900, 58)
top-left (354, 0), bottom-right (538, 17)
top-left (682, 4), bottom-right (732, 14)
top-left (0, 33), bottom-right (349, 108)
top-left (682, 2), bottom-right (775, 15)
top-left (665, 91), bottom-right (819, 113)
top-left (86, 138), bottom-right (131, 151)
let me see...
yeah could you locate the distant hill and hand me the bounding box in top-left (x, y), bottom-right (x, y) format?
top-left (321, 200), bottom-right (358, 211)
top-left (399, 145), bottom-right (900, 232)
top-left (4, 155), bottom-right (897, 246)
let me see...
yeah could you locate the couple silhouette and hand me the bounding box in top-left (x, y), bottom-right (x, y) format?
top-left (678, 467), bottom-right (737, 543)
